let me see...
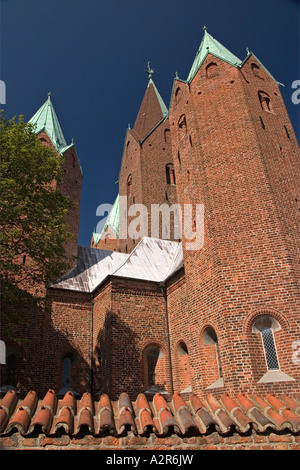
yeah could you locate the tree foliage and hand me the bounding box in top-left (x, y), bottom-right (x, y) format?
top-left (0, 112), bottom-right (74, 333)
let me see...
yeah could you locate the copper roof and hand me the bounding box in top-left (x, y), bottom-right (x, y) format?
top-left (1, 389), bottom-right (299, 438)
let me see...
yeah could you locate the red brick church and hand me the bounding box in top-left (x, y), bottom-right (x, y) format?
top-left (1, 28), bottom-right (299, 449)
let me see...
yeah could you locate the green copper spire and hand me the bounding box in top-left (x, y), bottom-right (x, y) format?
top-left (29, 93), bottom-right (71, 154)
top-left (186, 27), bottom-right (242, 83)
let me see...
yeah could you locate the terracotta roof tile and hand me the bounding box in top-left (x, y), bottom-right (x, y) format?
top-left (189, 393), bottom-right (216, 433)
top-left (6, 391), bottom-right (38, 435)
top-left (220, 394), bottom-right (252, 433)
top-left (0, 389), bottom-right (18, 433)
top-left (135, 393), bottom-right (155, 435)
top-left (0, 389), bottom-right (299, 439)
top-left (205, 394), bottom-right (236, 433)
top-left (117, 392), bottom-right (136, 434)
top-left (97, 393), bottom-right (115, 434)
top-left (153, 393), bottom-right (180, 435)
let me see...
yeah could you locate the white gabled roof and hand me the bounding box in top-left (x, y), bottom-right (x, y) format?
top-left (51, 237), bottom-right (183, 293)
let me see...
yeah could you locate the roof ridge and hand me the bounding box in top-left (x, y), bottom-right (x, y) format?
top-left (186, 28), bottom-right (242, 83)
top-left (29, 94), bottom-right (68, 153)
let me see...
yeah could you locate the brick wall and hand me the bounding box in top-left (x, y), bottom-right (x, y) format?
top-left (58, 146), bottom-right (82, 261)
top-left (93, 277), bottom-right (171, 400)
top-left (118, 119), bottom-right (178, 253)
top-left (1, 430), bottom-right (299, 450)
top-left (168, 54), bottom-right (300, 397)
top-left (45, 289), bottom-right (92, 396)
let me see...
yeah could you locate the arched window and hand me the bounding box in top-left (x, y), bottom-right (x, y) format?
top-left (2, 345), bottom-right (23, 389)
top-left (176, 342), bottom-right (191, 392)
top-left (258, 91), bottom-right (273, 113)
top-left (204, 327), bottom-right (223, 378)
top-left (146, 346), bottom-right (160, 387)
top-left (164, 128), bottom-right (171, 143)
top-left (127, 174), bottom-right (132, 197)
top-left (166, 163), bottom-right (176, 185)
top-left (61, 352), bottom-right (77, 390)
top-left (178, 114), bottom-right (187, 134)
top-left (261, 328), bottom-right (280, 370)
top-left (206, 62), bottom-right (218, 78)
top-left (252, 315), bottom-right (280, 371)
top-left (62, 356), bottom-right (72, 388)
top-left (175, 87), bottom-right (181, 103)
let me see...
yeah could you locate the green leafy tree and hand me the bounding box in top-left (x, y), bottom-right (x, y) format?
top-left (0, 111), bottom-right (74, 335)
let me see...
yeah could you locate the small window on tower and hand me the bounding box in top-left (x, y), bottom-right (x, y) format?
top-left (166, 163), bottom-right (176, 185)
top-left (206, 62), bottom-right (218, 78)
top-left (258, 91), bottom-right (274, 113)
top-left (178, 114), bottom-right (187, 133)
top-left (127, 174), bottom-right (132, 197)
top-left (164, 129), bottom-right (171, 143)
top-left (175, 87), bottom-right (181, 103)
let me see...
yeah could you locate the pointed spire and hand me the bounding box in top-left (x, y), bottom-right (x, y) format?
top-left (29, 93), bottom-right (71, 153)
top-left (132, 65), bottom-right (168, 141)
top-left (186, 27), bottom-right (242, 83)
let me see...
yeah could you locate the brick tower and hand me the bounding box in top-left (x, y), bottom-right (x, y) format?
top-left (118, 65), bottom-right (178, 253)
top-left (0, 95), bottom-right (82, 395)
top-left (29, 93), bottom-right (82, 261)
top-left (169, 28), bottom-right (300, 396)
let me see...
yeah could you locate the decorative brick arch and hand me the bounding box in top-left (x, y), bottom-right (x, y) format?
top-left (243, 309), bottom-right (291, 380)
top-left (243, 308), bottom-right (290, 335)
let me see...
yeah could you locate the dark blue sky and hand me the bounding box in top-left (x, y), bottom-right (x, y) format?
top-left (1, 0), bottom-right (299, 247)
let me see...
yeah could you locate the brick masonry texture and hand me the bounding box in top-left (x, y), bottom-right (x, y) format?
top-left (1, 32), bottom-right (300, 451)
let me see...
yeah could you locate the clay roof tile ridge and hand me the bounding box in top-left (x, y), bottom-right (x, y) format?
top-left (6, 391), bottom-right (38, 435)
top-left (189, 393), bottom-right (216, 434)
top-left (205, 394), bottom-right (236, 434)
top-left (220, 394), bottom-right (252, 433)
top-left (170, 393), bottom-right (198, 435)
